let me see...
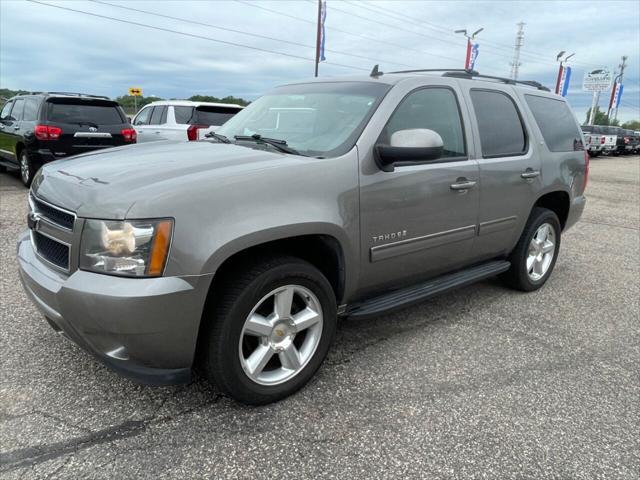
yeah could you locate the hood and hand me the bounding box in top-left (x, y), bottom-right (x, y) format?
top-left (32, 141), bottom-right (294, 218)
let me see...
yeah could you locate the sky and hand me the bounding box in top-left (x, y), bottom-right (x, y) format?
top-left (1, 0), bottom-right (639, 123)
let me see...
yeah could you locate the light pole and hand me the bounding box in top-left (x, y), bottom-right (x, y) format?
top-left (555, 51), bottom-right (574, 95)
top-left (454, 28), bottom-right (483, 70)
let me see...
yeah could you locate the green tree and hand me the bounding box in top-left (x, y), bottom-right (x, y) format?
top-left (584, 106), bottom-right (619, 126)
top-left (188, 95), bottom-right (250, 106)
top-left (621, 120), bottom-right (640, 130)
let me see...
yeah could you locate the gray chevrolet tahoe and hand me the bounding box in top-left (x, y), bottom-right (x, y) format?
top-left (17, 69), bottom-right (588, 404)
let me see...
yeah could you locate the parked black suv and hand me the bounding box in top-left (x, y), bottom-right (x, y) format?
top-left (0, 92), bottom-right (136, 186)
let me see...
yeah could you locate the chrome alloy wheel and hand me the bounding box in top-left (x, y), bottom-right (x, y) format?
top-left (20, 153), bottom-right (30, 184)
top-left (527, 223), bottom-right (556, 281)
top-left (239, 285), bottom-right (323, 386)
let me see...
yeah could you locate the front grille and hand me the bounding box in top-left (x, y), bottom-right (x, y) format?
top-left (32, 196), bottom-right (75, 230)
top-left (33, 231), bottom-right (69, 270)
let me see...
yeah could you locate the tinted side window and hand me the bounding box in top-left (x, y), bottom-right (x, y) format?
top-left (11, 99), bottom-right (25, 121)
top-left (0, 101), bottom-right (13, 120)
top-left (149, 106), bottom-right (166, 125)
top-left (133, 106), bottom-right (152, 126)
top-left (174, 106), bottom-right (195, 124)
top-left (525, 95), bottom-right (582, 152)
top-left (23, 98), bottom-right (40, 121)
top-left (470, 90), bottom-right (527, 157)
top-left (382, 87), bottom-right (466, 158)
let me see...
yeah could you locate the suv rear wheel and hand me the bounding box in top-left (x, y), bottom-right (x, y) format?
top-left (199, 256), bottom-right (337, 405)
top-left (19, 150), bottom-right (35, 187)
top-left (501, 207), bottom-right (561, 292)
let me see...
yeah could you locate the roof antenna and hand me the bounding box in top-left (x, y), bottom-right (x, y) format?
top-left (370, 64), bottom-right (383, 77)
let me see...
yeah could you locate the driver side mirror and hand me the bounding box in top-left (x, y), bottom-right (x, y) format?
top-left (375, 129), bottom-right (444, 172)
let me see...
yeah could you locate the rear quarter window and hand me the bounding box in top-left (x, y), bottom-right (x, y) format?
top-left (525, 95), bottom-right (583, 152)
top-left (45, 99), bottom-right (125, 125)
top-left (174, 106), bottom-right (195, 124)
top-left (193, 106), bottom-right (241, 126)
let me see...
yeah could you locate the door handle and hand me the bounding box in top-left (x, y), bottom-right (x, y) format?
top-left (450, 180), bottom-right (477, 191)
top-left (521, 170), bottom-right (540, 179)
top-left (13, 125), bottom-right (20, 130)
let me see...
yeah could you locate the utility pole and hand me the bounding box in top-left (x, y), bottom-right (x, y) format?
top-left (611, 55), bottom-right (627, 122)
top-left (510, 22), bottom-right (525, 80)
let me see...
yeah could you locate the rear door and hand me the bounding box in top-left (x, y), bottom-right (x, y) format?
top-left (43, 98), bottom-right (130, 155)
top-left (3, 98), bottom-right (24, 163)
top-left (463, 87), bottom-right (541, 262)
top-left (0, 100), bottom-right (16, 162)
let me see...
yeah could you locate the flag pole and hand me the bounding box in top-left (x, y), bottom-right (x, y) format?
top-left (314, 0), bottom-right (322, 77)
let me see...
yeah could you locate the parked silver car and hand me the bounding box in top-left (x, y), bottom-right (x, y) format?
top-left (132, 100), bottom-right (243, 143)
top-left (18, 69), bottom-right (587, 404)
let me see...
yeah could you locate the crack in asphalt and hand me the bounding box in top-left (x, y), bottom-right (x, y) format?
top-left (0, 395), bottom-right (222, 472)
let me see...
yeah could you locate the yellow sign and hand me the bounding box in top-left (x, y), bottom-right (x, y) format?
top-left (128, 87), bottom-right (143, 96)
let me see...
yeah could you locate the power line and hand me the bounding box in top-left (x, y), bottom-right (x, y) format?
top-left (27, 0), bottom-right (369, 73)
top-left (234, 0), bottom-right (463, 65)
top-left (90, 0), bottom-right (420, 70)
top-left (344, 0), bottom-right (596, 68)
top-left (346, 0), bottom-right (602, 69)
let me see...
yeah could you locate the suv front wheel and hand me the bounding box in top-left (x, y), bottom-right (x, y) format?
top-left (199, 256), bottom-right (337, 405)
top-left (502, 207), bottom-right (561, 291)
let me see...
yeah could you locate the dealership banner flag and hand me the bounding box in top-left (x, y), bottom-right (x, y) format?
top-left (559, 65), bottom-right (571, 97)
top-left (464, 39), bottom-right (479, 70)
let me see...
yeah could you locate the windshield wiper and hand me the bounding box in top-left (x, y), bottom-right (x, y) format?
top-left (234, 134), bottom-right (302, 155)
top-left (204, 132), bottom-right (231, 143)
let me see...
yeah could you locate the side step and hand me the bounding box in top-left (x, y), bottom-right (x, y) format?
top-left (346, 260), bottom-right (510, 319)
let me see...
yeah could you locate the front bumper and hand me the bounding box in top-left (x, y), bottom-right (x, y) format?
top-left (17, 231), bottom-right (213, 385)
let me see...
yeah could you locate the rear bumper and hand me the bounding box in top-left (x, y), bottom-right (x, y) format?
top-left (565, 195), bottom-right (586, 231)
top-left (17, 231), bottom-right (213, 385)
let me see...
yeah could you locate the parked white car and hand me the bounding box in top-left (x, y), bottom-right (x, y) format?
top-left (132, 100), bottom-right (244, 143)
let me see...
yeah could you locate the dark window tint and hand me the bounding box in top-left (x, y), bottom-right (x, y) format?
top-left (149, 106), bottom-right (167, 125)
top-left (525, 95), bottom-right (582, 152)
top-left (174, 106), bottom-right (194, 124)
top-left (382, 88), bottom-right (466, 158)
top-left (470, 90), bottom-right (527, 157)
top-left (23, 98), bottom-right (40, 121)
top-left (46, 99), bottom-right (124, 125)
top-left (11, 99), bottom-right (25, 121)
top-left (0, 101), bottom-right (14, 120)
top-left (193, 106), bottom-right (241, 126)
top-left (133, 106), bottom-right (152, 125)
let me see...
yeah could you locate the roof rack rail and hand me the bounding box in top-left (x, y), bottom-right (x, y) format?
top-left (42, 91), bottom-right (111, 99)
top-left (442, 71), bottom-right (550, 91)
top-left (369, 65), bottom-right (550, 92)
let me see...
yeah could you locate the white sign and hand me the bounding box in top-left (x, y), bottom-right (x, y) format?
top-left (582, 70), bottom-right (612, 92)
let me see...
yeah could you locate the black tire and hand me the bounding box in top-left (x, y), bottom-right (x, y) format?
top-left (199, 255), bottom-right (337, 405)
top-left (501, 207), bottom-right (561, 292)
top-left (19, 150), bottom-right (36, 187)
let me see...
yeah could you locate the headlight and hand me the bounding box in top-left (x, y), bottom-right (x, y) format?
top-left (80, 219), bottom-right (173, 277)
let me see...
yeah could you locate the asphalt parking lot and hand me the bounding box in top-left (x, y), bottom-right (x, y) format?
top-left (1, 155), bottom-right (639, 479)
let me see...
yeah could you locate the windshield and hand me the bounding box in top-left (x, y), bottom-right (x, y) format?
top-left (216, 82), bottom-right (391, 157)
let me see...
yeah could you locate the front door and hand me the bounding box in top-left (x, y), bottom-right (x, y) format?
top-left (358, 85), bottom-right (480, 295)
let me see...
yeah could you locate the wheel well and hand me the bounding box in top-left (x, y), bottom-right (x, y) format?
top-left (15, 143), bottom-right (25, 158)
top-left (209, 235), bottom-right (345, 303)
top-left (535, 191), bottom-right (570, 230)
